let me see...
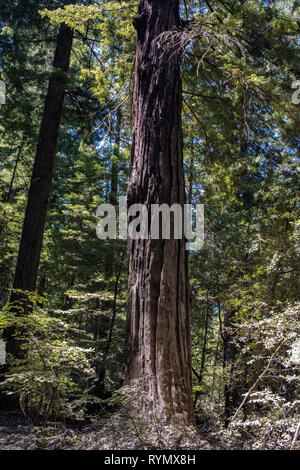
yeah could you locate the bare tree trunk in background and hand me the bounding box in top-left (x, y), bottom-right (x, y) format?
top-left (211, 332), bottom-right (220, 397)
top-left (110, 108), bottom-right (122, 206)
top-left (10, 23), bottom-right (73, 304)
top-left (6, 22), bottom-right (73, 358)
top-left (5, 136), bottom-right (25, 203)
top-left (194, 292), bottom-right (210, 407)
top-left (126, 0), bottom-right (194, 425)
top-left (223, 310), bottom-right (241, 427)
top-left (199, 292), bottom-right (209, 385)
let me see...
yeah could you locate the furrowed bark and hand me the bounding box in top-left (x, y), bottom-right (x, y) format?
top-left (126, 0), bottom-right (194, 425)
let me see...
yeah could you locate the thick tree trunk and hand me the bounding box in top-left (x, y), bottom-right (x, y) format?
top-left (126, 0), bottom-right (194, 425)
top-left (10, 22), bottom-right (73, 305)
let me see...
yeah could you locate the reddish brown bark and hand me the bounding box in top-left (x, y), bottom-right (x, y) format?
top-left (126, 0), bottom-right (194, 424)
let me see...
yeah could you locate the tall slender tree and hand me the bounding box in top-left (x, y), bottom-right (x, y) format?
top-left (126, 0), bottom-right (194, 424)
top-left (9, 21), bottom-right (73, 310)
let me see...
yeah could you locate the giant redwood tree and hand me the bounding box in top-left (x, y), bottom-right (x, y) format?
top-left (126, 0), bottom-right (194, 424)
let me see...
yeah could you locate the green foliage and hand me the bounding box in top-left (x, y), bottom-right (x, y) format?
top-left (0, 292), bottom-right (95, 420)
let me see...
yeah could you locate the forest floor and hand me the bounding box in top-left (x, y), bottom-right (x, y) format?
top-left (0, 410), bottom-right (216, 450)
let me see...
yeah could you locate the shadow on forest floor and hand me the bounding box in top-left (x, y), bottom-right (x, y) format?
top-left (0, 410), bottom-right (216, 450)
